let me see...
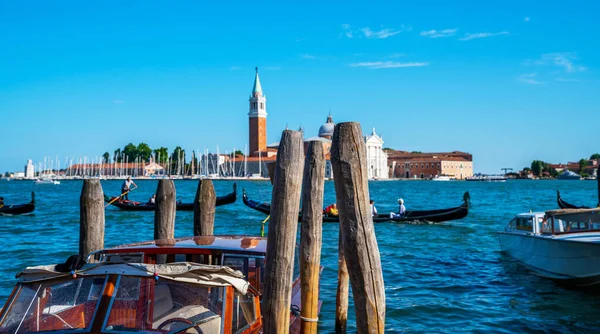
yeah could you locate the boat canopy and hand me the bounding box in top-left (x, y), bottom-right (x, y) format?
top-left (17, 262), bottom-right (249, 295)
top-left (545, 208), bottom-right (600, 223)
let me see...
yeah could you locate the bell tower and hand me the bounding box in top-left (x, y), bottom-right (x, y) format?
top-left (248, 67), bottom-right (267, 155)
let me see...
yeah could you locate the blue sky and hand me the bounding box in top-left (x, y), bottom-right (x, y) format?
top-left (1, 1), bottom-right (598, 173)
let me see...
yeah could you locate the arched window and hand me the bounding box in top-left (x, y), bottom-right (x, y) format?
top-left (426, 164), bottom-right (429, 168)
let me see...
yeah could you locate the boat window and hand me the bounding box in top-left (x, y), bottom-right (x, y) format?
top-left (516, 217), bottom-right (533, 231)
top-left (223, 255), bottom-right (265, 291)
top-left (104, 277), bottom-right (224, 333)
top-left (0, 276), bottom-right (106, 333)
top-left (232, 291), bottom-right (257, 333)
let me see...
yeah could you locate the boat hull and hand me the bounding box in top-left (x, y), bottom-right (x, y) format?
top-left (243, 190), bottom-right (470, 223)
top-left (497, 232), bottom-right (600, 286)
top-left (0, 193), bottom-right (35, 215)
top-left (105, 183), bottom-right (237, 211)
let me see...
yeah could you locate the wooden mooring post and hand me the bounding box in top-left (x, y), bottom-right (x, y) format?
top-left (79, 179), bottom-right (105, 261)
top-left (335, 232), bottom-right (349, 332)
top-left (597, 165), bottom-right (599, 207)
top-left (300, 141), bottom-right (325, 333)
top-left (193, 179), bottom-right (216, 236)
top-left (331, 122), bottom-right (386, 333)
top-left (262, 130), bottom-right (305, 333)
top-left (155, 180), bottom-right (176, 263)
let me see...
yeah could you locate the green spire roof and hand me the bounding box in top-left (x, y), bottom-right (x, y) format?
top-left (252, 67), bottom-right (263, 96)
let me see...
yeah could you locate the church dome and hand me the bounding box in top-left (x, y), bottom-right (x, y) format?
top-left (318, 114), bottom-right (335, 138)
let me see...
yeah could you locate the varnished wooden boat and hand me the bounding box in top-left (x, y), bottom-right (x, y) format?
top-left (0, 192), bottom-right (35, 215)
top-left (105, 183), bottom-right (237, 211)
top-left (242, 189), bottom-right (470, 223)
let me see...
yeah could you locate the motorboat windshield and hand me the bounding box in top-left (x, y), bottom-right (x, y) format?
top-left (0, 262), bottom-right (259, 333)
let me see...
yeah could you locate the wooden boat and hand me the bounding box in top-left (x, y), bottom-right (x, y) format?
top-left (0, 259), bottom-right (264, 333)
top-left (88, 235), bottom-right (315, 332)
top-left (243, 189), bottom-right (470, 223)
top-left (105, 183), bottom-right (237, 211)
top-left (497, 208), bottom-right (600, 287)
top-left (0, 192), bottom-right (35, 215)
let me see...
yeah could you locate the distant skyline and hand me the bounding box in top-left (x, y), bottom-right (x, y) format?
top-left (1, 1), bottom-right (599, 173)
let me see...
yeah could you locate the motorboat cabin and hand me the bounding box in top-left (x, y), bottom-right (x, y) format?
top-left (0, 261), bottom-right (262, 333)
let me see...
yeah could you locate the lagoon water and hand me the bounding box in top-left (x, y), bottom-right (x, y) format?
top-left (1, 179), bottom-right (599, 332)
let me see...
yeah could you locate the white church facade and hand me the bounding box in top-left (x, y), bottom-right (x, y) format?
top-left (365, 129), bottom-right (389, 179)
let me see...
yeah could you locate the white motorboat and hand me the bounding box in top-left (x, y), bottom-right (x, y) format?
top-left (497, 208), bottom-right (600, 287)
top-left (35, 178), bottom-right (60, 185)
top-left (432, 175), bottom-right (453, 181)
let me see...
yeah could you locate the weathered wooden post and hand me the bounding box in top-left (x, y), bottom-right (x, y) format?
top-left (262, 130), bottom-right (304, 333)
top-left (335, 232), bottom-right (349, 332)
top-left (331, 122), bottom-right (386, 333)
top-left (80, 179), bottom-right (105, 261)
top-left (267, 162), bottom-right (276, 184)
top-left (155, 180), bottom-right (176, 265)
top-left (597, 165), bottom-right (599, 207)
top-left (193, 179), bottom-right (216, 236)
top-left (300, 141), bottom-right (325, 333)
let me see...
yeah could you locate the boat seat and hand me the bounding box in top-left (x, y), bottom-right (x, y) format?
top-left (152, 284), bottom-right (221, 333)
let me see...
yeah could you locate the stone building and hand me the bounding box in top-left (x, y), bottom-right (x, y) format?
top-left (387, 150), bottom-right (473, 179)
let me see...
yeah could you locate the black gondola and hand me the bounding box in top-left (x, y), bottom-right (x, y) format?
top-left (242, 189), bottom-right (470, 223)
top-left (105, 183), bottom-right (237, 211)
top-left (0, 192), bottom-right (35, 215)
top-left (556, 190), bottom-right (591, 209)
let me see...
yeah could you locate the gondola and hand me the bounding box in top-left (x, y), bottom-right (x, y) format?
top-left (0, 192), bottom-right (35, 215)
top-left (242, 189), bottom-right (470, 223)
top-left (556, 190), bottom-right (591, 209)
top-left (105, 183), bottom-right (237, 211)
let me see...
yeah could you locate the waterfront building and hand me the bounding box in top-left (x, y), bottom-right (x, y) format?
top-left (248, 67), bottom-right (267, 156)
top-left (24, 159), bottom-right (35, 179)
top-left (365, 128), bottom-right (388, 179)
top-left (387, 150), bottom-right (473, 179)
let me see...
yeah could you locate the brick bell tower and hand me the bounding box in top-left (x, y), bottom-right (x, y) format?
top-left (248, 67), bottom-right (267, 155)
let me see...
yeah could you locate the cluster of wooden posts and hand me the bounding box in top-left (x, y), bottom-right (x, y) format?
top-left (79, 122), bottom-right (386, 333)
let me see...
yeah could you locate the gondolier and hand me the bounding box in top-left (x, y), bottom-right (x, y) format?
top-left (0, 197), bottom-right (4, 209)
top-left (121, 177), bottom-right (137, 201)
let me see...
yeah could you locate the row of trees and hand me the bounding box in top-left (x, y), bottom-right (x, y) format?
top-left (526, 153), bottom-right (600, 177)
top-left (99, 144), bottom-right (245, 176)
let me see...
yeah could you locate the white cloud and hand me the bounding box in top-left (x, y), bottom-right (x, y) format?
top-left (518, 73), bottom-right (544, 85)
top-left (112, 100), bottom-right (125, 104)
top-left (459, 31), bottom-right (509, 41)
top-left (524, 17), bottom-right (530, 22)
top-left (361, 25), bottom-right (411, 39)
top-left (349, 61), bottom-right (429, 69)
top-left (342, 24), bottom-right (410, 39)
top-left (420, 28), bottom-right (458, 38)
top-left (300, 54), bottom-right (316, 59)
top-left (541, 52), bottom-right (586, 73)
top-left (341, 24), bottom-right (353, 38)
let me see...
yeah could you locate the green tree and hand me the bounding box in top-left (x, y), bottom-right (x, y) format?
top-left (530, 160), bottom-right (547, 176)
top-left (153, 147), bottom-right (169, 163)
top-left (579, 158), bottom-right (588, 173)
top-left (590, 153), bottom-right (600, 160)
top-left (234, 150), bottom-right (244, 156)
top-left (123, 143), bottom-right (138, 162)
top-left (113, 148), bottom-right (122, 162)
top-left (102, 152), bottom-right (110, 163)
top-left (137, 143), bottom-right (152, 162)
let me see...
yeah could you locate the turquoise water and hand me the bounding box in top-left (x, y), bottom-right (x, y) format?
top-left (1, 179), bottom-right (599, 332)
